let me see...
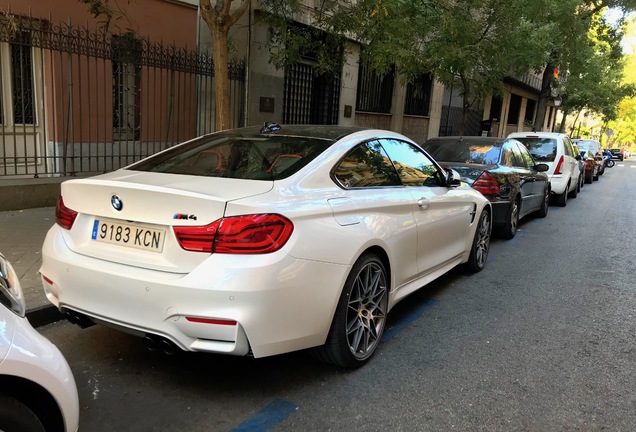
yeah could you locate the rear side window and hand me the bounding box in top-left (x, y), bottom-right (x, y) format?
top-left (128, 134), bottom-right (333, 180)
top-left (515, 138), bottom-right (557, 162)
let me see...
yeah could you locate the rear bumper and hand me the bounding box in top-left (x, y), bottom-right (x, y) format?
top-left (549, 174), bottom-right (569, 195)
top-left (490, 201), bottom-right (510, 227)
top-left (40, 225), bottom-right (350, 358)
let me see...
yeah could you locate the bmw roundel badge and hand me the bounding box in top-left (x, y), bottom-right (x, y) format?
top-left (111, 195), bottom-right (123, 211)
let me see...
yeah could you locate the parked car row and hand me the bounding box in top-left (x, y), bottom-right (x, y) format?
top-left (3, 124), bottom-right (620, 429)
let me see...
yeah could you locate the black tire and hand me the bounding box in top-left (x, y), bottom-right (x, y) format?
top-left (577, 173), bottom-right (583, 191)
top-left (0, 395), bottom-right (45, 432)
top-left (607, 159), bottom-right (615, 168)
top-left (593, 171), bottom-right (599, 181)
top-left (537, 185), bottom-right (550, 218)
top-left (312, 253), bottom-right (388, 368)
top-left (554, 185), bottom-right (568, 207)
top-left (465, 210), bottom-right (491, 272)
top-left (568, 179), bottom-right (578, 198)
top-left (501, 197), bottom-right (519, 240)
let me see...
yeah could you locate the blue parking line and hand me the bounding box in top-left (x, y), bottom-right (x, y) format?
top-left (381, 298), bottom-right (438, 343)
top-left (231, 399), bottom-right (299, 432)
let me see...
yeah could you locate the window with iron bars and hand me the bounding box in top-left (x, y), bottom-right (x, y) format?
top-left (6, 30), bottom-right (35, 125)
top-left (404, 73), bottom-right (432, 116)
top-left (356, 60), bottom-right (394, 114)
top-left (112, 34), bottom-right (142, 141)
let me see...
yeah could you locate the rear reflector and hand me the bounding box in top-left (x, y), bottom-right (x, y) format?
top-left (472, 171), bottom-right (500, 195)
top-left (185, 316), bottom-right (237, 326)
top-left (55, 196), bottom-right (78, 230)
top-left (554, 155), bottom-right (564, 174)
top-left (174, 214), bottom-right (294, 254)
top-left (42, 275), bottom-right (54, 285)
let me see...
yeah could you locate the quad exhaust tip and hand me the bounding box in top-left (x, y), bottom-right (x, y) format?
top-left (64, 310), bottom-right (95, 329)
top-left (144, 334), bottom-right (178, 355)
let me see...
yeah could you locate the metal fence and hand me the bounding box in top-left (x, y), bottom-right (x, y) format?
top-left (439, 106), bottom-right (484, 136)
top-left (0, 16), bottom-right (245, 178)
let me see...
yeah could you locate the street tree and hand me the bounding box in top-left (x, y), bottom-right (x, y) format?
top-left (322, 0), bottom-right (555, 135)
top-left (529, 0), bottom-right (636, 132)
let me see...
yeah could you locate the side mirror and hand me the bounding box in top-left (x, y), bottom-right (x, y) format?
top-left (535, 163), bottom-right (550, 172)
top-left (446, 169), bottom-right (462, 188)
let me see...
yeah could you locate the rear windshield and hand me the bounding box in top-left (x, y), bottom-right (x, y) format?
top-left (514, 138), bottom-right (557, 162)
top-left (128, 133), bottom-right (334, 180)
top-left (423, 140), bottom-right (501, 165)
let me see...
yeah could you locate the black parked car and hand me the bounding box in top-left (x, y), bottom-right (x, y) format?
top-left (422, 136), bottom-right (550, 239)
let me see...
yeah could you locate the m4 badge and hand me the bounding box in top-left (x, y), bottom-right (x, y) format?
top-left (173, 213), bottom-right (197, 221)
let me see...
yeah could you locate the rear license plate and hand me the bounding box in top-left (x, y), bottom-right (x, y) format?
top-left (91, 218), bottom-right (166, 252)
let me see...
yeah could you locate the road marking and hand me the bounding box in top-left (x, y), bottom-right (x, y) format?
top-left (381, 298), bottom-right (437, 343)
top-left (232, 399), bottom-right (299, 432)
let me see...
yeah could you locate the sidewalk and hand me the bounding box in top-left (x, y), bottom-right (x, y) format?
top-left (0, 207), bottom-right (63, 326)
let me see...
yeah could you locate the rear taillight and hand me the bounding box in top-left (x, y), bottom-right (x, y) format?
top-left (554, 155), bottom-right (564, 174)
top-left (173, 214), bottom-right (294, 254)
top-left (55, 196), bottom-right (78, 230)
top-left (471, 171), bottom-right (500, 195)
top-left (173, 220), bottom-right (220, 253)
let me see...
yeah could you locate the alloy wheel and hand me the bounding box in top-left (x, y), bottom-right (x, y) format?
top-left (473, 212), bottom-right (491, 269)
top-left (346, 261), bottom-right (388, 360)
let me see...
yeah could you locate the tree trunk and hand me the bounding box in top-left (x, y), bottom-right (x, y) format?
top-left (200, 0), bottom-right (250, 132)
top-left (459, 76), bottom-right (469, 136)
top-left (211, 26), bottom-right (232, 131)
top-left (533, 63), bottom-right (554, 132)
top-left (558, 108), bottom-right (568, 133)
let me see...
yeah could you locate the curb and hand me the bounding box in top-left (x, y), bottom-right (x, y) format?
top-left (26, 304), bottom-right (64, 328)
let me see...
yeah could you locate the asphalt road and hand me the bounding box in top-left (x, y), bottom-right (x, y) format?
top-left (40, 158), bottom-right (636, 432)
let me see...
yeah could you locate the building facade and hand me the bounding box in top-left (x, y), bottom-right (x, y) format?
top-left (1, 0), bottom-right (559, 181)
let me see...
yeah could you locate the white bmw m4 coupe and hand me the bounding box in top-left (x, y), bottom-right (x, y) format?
top-left (41, 124), bottom-right (491, 368)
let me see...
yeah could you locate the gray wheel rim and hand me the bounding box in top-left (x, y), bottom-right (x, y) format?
top-left (510, 200), bottom-right (519, 233)
top-left (474, 213), bottom-right (491, 268)
top-left (346, 262), bottom-right (387, 360)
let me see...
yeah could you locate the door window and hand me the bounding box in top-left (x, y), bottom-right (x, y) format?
top-left (516, 142), bottom-right (536, 168)
top-left (379, 139), bottom-right (444, 187)
top-left (332, 140), bottom-right (401, 188)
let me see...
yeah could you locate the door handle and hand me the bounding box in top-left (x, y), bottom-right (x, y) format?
top-left (417, 198), bottom-right (429, 209)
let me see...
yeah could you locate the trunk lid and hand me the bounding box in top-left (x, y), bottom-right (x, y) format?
top-left (59, 170), bottom-right (274, 273)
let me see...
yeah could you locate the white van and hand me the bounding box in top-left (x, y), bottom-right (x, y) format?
top-left (508, 132), bottom-right (582, 207)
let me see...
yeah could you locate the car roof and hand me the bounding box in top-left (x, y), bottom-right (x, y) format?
top-left (425, 136), bottom-right (509, 147)
top-left (229, 124), bottom-right (369, 141)
top-left (508, 132), bottom-right (566, 139)
top-left (572, 138), bottom-right (600, 144)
